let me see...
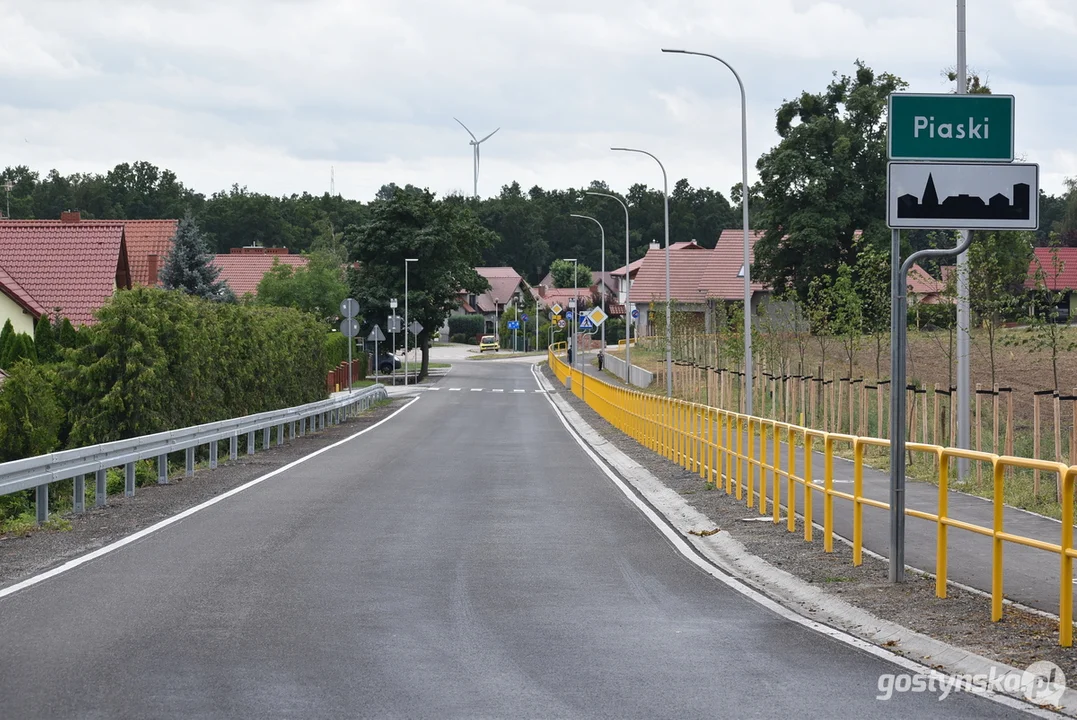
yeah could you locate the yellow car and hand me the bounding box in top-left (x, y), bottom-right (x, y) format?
top-left (478, 334), bottom-right (499, 352)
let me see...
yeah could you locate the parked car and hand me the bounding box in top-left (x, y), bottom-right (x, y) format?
top-left (478, 335), bottom-right (499, 352)
top-left (374, 353), bottom-right (402, 373)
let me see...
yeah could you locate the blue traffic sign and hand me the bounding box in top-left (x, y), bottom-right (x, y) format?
top-left (631, 308), bottom-right (639, 319)
top-left (578, 315), bottom-right (596, 330)
top-left (521, 313), bottom-right (529, 322)
top-left (507, 320), bottom-right (520, 330)
top-left (565, 310), bottom-right (574, 320)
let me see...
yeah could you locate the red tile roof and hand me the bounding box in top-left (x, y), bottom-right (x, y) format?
top-left (1026, 247), bottom-right (1077, 290)
top-left (610, 257), bottom-right (644, 278)
top-left (212, 253), bottom-right (309, 298)
top-left (123, 220), bottom-right (178, 286)
top-left (474, 267), bottom-right (525, 312)
top-left (697, 230), bottom-right (767, 300)
top-left (0, 263), bottom-right (45, 319)
top-left (0, 221), bottom-right (129, 325)
top-left (536, 287), bottom-right (593, 309)
top-left (629, 240), bottom-right (714, 304)
top-left (906, 263), bottom-right (944, 295)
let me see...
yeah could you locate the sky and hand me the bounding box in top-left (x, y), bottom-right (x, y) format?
top-left (2, 0), bottom-right (1076, 204)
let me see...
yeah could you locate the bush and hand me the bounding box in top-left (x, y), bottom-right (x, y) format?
top-left (448, 315), bottom-right (484, 340)
top-left (450, 333), bottom-right (467, 344)
top-left (909, 302), bottom-right (956, 330)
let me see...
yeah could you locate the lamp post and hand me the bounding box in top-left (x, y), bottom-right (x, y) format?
top-left (514, 299), bottom-right (519, 353)
top-left (389, 297), bottom-right (398, 379)
top-left (586, 191), bottom-right (632, 383)
top-left (404, 258), bottom-right (418, 387)
top-left (569, 213), bottom-right (606, 352)
top-left (564, 258), bottom-right (578, 368)
top-left (494, 297), bottom-right (500, 347)
top-left (2, 180), bottom-right (11, 219)
top-left (660, 48), bottom-right (755, 414)
top-left (611, 147), bottom-right (672, 397)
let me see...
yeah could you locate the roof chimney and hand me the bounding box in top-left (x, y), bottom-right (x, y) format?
top-left (649, 240), bottom-right (660, 250)
top-left (60, 211), bottom-right (81, 224)
top-left (147, 253), bottom-right (159, 285)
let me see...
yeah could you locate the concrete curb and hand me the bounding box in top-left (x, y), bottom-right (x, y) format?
top-left (538, 371), bottom-right (1076, 717)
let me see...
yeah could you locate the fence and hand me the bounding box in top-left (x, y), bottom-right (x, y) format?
top-left (327, 358), bottom-right (367, 394)
top-left (547, 347), bottom-right (1077, 647)
top-left (0, 384), bottom-right (389, 526)
top-left (603, 352), bottom-right (654, 388)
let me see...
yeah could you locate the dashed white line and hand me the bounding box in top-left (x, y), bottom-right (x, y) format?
top-left (513, 389), bottom-right (526, 393)
top-left (449, 388), bottom-right (461, 392)
top-left (470, 388), bottom-right (483, 392)
top-left (492, 389), bottom-right (504, 393)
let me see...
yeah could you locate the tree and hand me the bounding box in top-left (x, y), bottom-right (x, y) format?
top-left (830, 263), bottom-right (864, 379)
top-left (966, 231), bottom-right (1033, 386)
top-left (549, 258), bottom-right (593, 289)
top-left (160, 210), bottom-right (234, 301)
top-left (0, 319), bottom-right (13, 364)
top-left (255, 252), bottom-right (349, 322)
top-left (0, 333), bottom-right (36, 369)
top-left (0, 360), bottom-right (63, 463)
top-left (807, 275), bottom-right (835, 381)
top-left (1010, 242), bottom-right (1076, 392)
top-left (854, 234), bottom-right (891, 377)
top-left (34, 314), bottom-right (59, 364)
top-left (344, 187), bottom-right (498, 380)
top-left (754, 61), bottom-right (907, 300)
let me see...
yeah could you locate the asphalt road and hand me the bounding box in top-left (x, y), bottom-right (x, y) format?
top-left (0, 359), bottom-right (1032, 718)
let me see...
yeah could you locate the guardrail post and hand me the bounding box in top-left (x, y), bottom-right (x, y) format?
top-left (290, 421), bottom-right (296, 440)
top-left (230, 434), bottom-right (238, 460)
top-left (125, 461), bottom-right (136, 496)
top-left (247, 431), bottom-right (255, 455)
top-left (96, 469), bottom-right (107, 508)
top-left (277, 424), bottom-right (284, 446)
top-left (158, 453), bottom-right (169, 483)
top-left (209, 441), bottom-right (218, 470)
top-left (74, 474), bottom-right (85, 514)
top-left (186, 447), bottom-right (195, 477)
top-left (263, 427), bottom-right (271, 450)
top-left (35, 484), bottom-right (48, 524)
top-left (299, 417), bottom-right (305, 437)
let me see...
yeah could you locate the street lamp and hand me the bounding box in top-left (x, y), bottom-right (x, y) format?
top-left (2, 180), bottom-right (11, 219)
top-left (585, 191), bottom-right (633, 383)
top-left (569, 213), bottom-right (606, 352)
top-left (612, 147), bottom-right (672, 397)
top-left (494, 297), bottom-right (500, 345)
top-left (661, 47), bottom-right (755, 414)
top-left (404, 258), bottom-right (418, 387)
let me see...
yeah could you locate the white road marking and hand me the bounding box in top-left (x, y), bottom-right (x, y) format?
top-left (492, 389), bottom-right (504, 393)
top-left (449, 388), bottom-right (462, 392)
top-left (513, 389), bottom-right (526, 393)
top-left (528, 363), bottom-right (1054, 718)
top-left (428, 387), bottom-right (441, 391)
top-left (0, 396), bottom-right (421, 601)
top-left (470, 388), bottom-right (483, 392)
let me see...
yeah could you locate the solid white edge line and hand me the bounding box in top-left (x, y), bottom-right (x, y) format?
top-left (528, 363), bottom-right (1058, 718)
top-left (0, 396), bottom-right (422, 601)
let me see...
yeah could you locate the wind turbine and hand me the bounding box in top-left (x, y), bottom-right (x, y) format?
top-left (453, 117), bottom-right (499, 199)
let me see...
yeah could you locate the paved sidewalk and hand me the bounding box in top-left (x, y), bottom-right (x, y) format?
top-left (558, 351), bottom-right (1073, 620)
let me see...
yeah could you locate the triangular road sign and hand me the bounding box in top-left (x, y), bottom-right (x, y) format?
top-left (367, 325), bottom-right (386, 342)
top-left (578, 314), bottom-right (596, 330)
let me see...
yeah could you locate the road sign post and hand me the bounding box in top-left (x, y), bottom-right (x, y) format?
top-left (340, 298), bottom-right (359, 391)
top-left (368, 325), bottom-right (386, 384)
top-left (888, 93), bottom-right (1014, 162)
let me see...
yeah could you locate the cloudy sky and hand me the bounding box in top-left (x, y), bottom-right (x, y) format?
top-left (3, 0), bottom-right (1075, 203)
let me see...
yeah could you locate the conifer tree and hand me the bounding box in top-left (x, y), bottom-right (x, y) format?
top-left (160, 209), bottom-right (235, 301)
top-left (34, 314), bottom-right (58, 363)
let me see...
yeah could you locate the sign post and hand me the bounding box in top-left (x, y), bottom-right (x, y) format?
top-left (339, 297), bottom-right (360, 392)
top-left (367, 325), bottom-right (386, 384)
top-left (885, 89), bottom-right (1035, 584)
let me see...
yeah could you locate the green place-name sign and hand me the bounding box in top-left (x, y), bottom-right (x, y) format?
top-left (888, 93), bottom-right (1014, 162)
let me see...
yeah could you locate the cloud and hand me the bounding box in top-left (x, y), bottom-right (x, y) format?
top-left (0, 0), bottom-right (1074, 206)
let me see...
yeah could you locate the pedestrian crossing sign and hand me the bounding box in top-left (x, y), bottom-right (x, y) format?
top-left (578, 314), bottom-right (596, 330)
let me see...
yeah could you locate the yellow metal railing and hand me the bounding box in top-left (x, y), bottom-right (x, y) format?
top-left (547, 347), bottom-right (1077, 646)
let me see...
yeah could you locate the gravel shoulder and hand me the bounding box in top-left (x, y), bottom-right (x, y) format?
top-left (540, 364), bottom-right (1076, 683)
top-left (0, 399), bottom-right (407, 590)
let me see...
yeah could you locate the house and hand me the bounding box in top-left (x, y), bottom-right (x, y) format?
top-left (1024, 247), bottom-right (1077, 320)
top-left (0, 212), bottom-right (132, 327)
top-left (450, 267), bottom-right (531, 335)
top-left (630, 233), bottom-right (772, 337)
top-left (123, 219), bottom-right (180, 286)
top-left (211, 245), bottom-right (309, 298)
top-left (906, 263), bottom-right (948, 305)
top-left (609, 257), bottom-right (645, 315)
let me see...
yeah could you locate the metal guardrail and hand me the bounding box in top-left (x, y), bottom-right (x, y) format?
top-left (0, 385), bottom-right (389, 525)
top-left (548, 348), bottom-right (1077, 647)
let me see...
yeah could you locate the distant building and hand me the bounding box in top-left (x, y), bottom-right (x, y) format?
top-left (211, 245), bottom-right (309, 298)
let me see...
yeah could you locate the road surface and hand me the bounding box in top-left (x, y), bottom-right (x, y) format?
top-left (0, 359), bottom-right (1032, 718)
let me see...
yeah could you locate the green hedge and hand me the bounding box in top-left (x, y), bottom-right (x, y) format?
top-left (448, 314), bottom-right (484, 340)
top-left (325, 332), bottom-right (368, 378)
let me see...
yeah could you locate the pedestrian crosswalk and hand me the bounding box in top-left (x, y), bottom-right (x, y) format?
top-left (429, 387), bottom-right (547, 393)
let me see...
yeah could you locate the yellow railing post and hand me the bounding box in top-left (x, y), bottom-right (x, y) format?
top-left (1061, 467), bottom-right (1075, 647)
top-left (759, 420), bottom-right (769, 515)
top-left (824, 435), bottom-right (834, 553)
top-left (735, 417), bottom-right (744, 502)
top-left (936, 451), bottom-right (950, 599)
top-left (786, 426), bottom-right (796, 533)
top-left (804, 434), bottom-right (814, 542)
top-left (772, 421), bottom-right (781, 524)
top-left (724, 413), bottom-right (734, 495)
top-left (991, 458), bottom-right (1005, 622)
top-left (852, 439), bottom-right (864, 566)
